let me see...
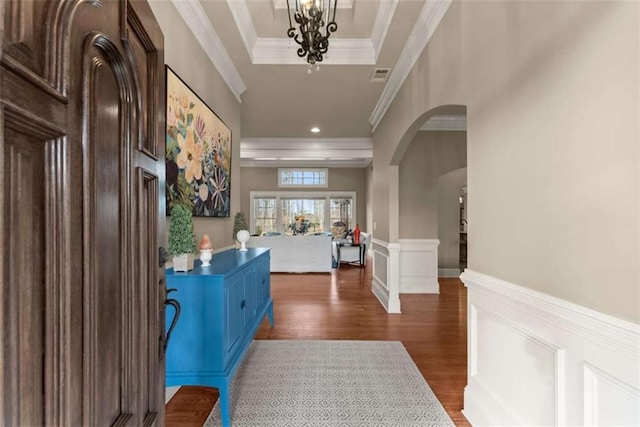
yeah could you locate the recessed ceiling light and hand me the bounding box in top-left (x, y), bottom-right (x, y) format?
top-left (310, 127), bottom-right (320, 133)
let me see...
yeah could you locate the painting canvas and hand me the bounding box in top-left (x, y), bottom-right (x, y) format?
top-left (165, 66), bottom-right (231, 217)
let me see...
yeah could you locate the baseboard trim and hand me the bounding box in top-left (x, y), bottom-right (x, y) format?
top-left (463, 379), bottom-right (521, 426)
top-left (438, 267), bottom-right (461, 278)
top-left (165, 386), bottom-right (180, 404)
top-left (399, 277), bottom-right (439, 293)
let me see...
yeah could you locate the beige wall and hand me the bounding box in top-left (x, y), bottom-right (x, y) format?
top-left (398, 131), bottom-right (466, 237)
top-left (240, 167), bottom-right (368, 232)
top-left (438, 168), bottom-right (467, 269)
top-left (372, 1), bottom-right (639, 321)
top-left (149, 1), bottom-right (242, 250)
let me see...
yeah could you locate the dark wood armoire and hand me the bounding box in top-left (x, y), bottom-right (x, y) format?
top-left (1, 0), bottom-right (167, 425)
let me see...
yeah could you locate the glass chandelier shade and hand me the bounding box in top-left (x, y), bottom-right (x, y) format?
top-left (286, 0), bottom-right (338, 65)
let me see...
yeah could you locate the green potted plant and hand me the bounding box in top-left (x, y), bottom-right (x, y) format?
top-left (232, 212), bottom-right (248, 244)
top-left (168, 204), bottom-right (196, 271)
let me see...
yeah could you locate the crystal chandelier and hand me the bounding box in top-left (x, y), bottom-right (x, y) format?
top-left (286, 0), bottom-right (338, 67)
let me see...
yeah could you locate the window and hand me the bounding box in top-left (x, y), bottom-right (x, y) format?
top-left (282, 198), bottom-right (325, 234)
top-left (330, 198), bottom-right (352, 236)
top-left (278, 168), bottom-right (328, 188)
top-left (250, 191), bottom-right (355, 236)
top-left (254, 197), bottom-right (277, 235)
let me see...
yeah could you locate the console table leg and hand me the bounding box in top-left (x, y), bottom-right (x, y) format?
top-left (267, 301), bottom-right (275, 326)
top-left (219, 379), bottom-right (231, 427)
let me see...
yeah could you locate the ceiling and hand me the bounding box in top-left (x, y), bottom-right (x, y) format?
top-left (171, 0), bottom-right (459, 167)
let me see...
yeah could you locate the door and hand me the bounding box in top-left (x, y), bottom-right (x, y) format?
top-left (243, 266), bottom-right (257, 327)
top-left (225, 274), bottom-right (244, 359)
top-left (1, 0), bottom-right (166, 425)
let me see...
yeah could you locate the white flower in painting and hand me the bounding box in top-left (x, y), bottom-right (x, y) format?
top-left (176, 129), bottom-right (203, 183)
top-left (209, 168), bottom-right (228, 210)
top-left (198, 183), bottom-right (209, 202)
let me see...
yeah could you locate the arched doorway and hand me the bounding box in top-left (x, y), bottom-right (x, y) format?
top-left (391, 105), bottom-right (468, 294)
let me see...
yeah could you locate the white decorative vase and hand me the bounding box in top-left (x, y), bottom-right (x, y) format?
top-left (237, 230), bottom-right (250, 252)
top-left (199, 249), bottom-right (213, 267)
top-left (173, 253), bottom-right (194, 272)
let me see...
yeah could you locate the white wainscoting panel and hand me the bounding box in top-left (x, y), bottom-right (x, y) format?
top-left (583, 363), bottom-right (640, 426)
top-left (371, 238), bottom-right (401, 313)
top-left (398, 239), bottom-right (439, 294)
top-left (461, 270), bottom-right (640, 426)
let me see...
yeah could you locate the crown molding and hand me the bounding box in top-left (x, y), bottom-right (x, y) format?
top-left (172, 0), bottom-right (246, 102)
top-left (371, 0), bottom-right (398, 60)
top-left (420, 115), bottom-right (467, 131)
top-left (369, 0), bottom-right (453, 131)
top-left (226, 0), bottom-right (257, 55)
top-left (240, 159), bottom-right (371, 168)
top-left (227, 0), bottom-right (395, 65)
top-left (240, 137), bottom-right (372, 168)
top-left (241, 137), bottom-right (372, 152)
top-left (271, 0), bottom-right (354, 10)
top-left (252, 38), bottom-right (375, 65)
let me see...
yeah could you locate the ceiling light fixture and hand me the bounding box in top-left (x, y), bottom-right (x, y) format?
top-left (286, 0), bottom-right (338, 71)
top-left (310, 127), bottom-right (320, 133)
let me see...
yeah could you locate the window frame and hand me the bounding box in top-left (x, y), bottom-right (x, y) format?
top-left (278, 168), bottom-right (329, 188)
top-left (250, 190), bottom-right (356, 235)
top-left (253, 196), bottom-right (278, 235)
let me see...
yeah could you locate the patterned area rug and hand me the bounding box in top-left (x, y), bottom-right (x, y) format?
top-left (204, 340), bottom-right (454, 426)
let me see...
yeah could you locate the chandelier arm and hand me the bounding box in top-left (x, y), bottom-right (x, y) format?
top-left (293, 33), bottom-right (306, 48)
top-left (286, 0), bottom-right (293, 30)
top-left (285, 0), bottom-right (339, 66)
top-left (317, 37), bottom-right (329, 54)
top-left (331, 0), bottom-right (337, 23)
top-left (326, 21), bottom-right (337, 35)
top-left (294, 12), bottom-right (305, 26)
top-left (326, 0), bottom-right (332, 30)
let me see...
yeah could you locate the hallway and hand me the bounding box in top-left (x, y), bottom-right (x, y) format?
top-left (166, 263), bottom-right (470, 426)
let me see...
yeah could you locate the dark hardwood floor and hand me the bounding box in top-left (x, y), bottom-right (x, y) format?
top-left (165, 262), bottom-right (470, 426)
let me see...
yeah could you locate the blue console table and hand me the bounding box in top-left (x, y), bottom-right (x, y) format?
top-left (165, 248), bottom-right (273, 427)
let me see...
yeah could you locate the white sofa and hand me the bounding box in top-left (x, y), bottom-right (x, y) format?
top-left (246, 234), bottom-right (333, 273)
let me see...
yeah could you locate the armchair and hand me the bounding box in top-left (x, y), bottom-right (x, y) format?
top-left (338, 232), bottom-right (371, 266)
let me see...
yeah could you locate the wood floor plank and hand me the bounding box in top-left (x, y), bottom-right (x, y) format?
top-left (165, 263), bottom-right (470, 426)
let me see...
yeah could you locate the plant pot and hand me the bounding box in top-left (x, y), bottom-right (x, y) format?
top-left (173, 253), bottom-right (194, 272)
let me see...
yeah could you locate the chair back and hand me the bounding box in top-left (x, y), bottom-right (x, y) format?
top-left (360, 232), bottom-right (371, 249)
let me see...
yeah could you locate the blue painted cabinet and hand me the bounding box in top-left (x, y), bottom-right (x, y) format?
top-left (165, 248), bottom-right (273, 427)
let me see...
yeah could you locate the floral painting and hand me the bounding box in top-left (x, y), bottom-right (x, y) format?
top-left (165, 66), bottom-right (231, 217)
